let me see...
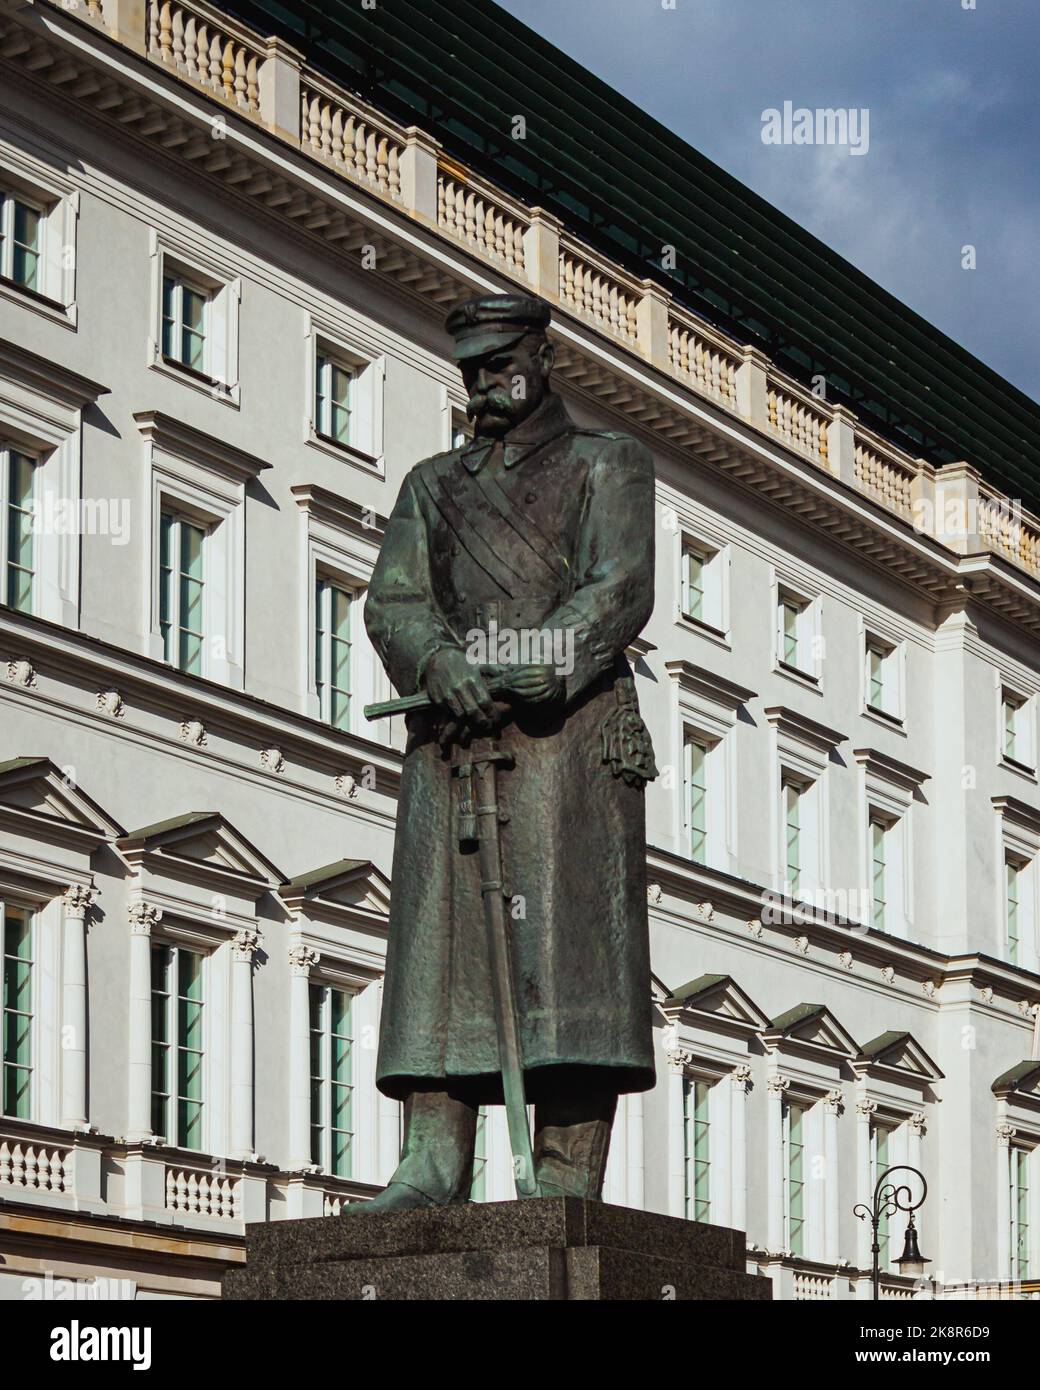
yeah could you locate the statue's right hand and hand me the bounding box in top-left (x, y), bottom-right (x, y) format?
top-left (423, 648), bottom-right (497, 724)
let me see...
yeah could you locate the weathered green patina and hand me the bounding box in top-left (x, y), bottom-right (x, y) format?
top-left (358, 293), bottom-right (657, 1209)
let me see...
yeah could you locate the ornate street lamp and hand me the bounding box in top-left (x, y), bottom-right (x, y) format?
top-left (853, 1164), bottom-right (929, 1299)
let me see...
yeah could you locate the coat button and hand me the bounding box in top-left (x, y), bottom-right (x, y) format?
top-left (525, 491), bottom-right (537, 504)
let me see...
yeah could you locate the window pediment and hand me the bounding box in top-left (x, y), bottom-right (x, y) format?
top-left (0, 756), bottom-right (123, 854)
top-left (993, 1060), bottom-right (1040, 1110)
top-left (117, 812), bottom-right (283, 902)
top-left (853, 1030), bottom-right (943, 1085)
top-left (282, 858), bottom-right (391, 928)
top-left (663, 972), bottom-right (770, 1036)
top-left (763, 1002), bottom-right (859, 1063)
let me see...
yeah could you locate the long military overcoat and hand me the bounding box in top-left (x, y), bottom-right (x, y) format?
top-left (365, 392), bottom-right (656, 1104)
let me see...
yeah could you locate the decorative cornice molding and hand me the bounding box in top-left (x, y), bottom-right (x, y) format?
top-left (290, 483), bottom-right (387, 542)
top-left (663, 659), bottom-right (756, 710)
top-left (134, 410), bottom-right (271, 483)
top-left (852, 747), bottom-right (930, 792)
top-left (763, 705), bottom-right (846, 753)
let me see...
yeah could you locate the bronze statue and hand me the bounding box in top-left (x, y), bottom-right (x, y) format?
top-left (359, 292), bottom-right (657, 1210)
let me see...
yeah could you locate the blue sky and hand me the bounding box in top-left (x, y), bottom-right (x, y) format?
top-left (497, 0), bottom-right (1040, 401)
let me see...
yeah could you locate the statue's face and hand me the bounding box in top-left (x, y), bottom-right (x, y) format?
top-left (461, 334), bottom-right (554, 437)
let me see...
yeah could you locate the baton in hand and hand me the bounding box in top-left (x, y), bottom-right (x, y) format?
top-left (363, 665), bottom-right (507, 721)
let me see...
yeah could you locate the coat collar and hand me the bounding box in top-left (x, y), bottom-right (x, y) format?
top-left (461, 394), bottom-right (573, 473)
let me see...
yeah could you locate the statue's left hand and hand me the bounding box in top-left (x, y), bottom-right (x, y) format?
top-left (494, 664), bottom-right (563, 705)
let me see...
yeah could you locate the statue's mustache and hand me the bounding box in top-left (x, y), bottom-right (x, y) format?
top-left (468, 388), bottom-right (513, 418)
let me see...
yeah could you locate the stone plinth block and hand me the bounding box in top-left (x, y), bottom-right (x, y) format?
top-left (222, 1197), bottom-right (772, 1301)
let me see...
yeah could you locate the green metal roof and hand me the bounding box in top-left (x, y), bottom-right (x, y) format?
top-left (226, 0), bottom-right (1040, 514)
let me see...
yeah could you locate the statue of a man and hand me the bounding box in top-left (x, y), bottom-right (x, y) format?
top-left (360, 293), bottom-right (657, 1211)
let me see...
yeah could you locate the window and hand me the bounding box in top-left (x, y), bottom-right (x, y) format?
top-left (1006, 857), bottom-right (1022, 966)
top-left (162, 273), bottom-right (209, 376)
top-left (871, 1123), bottom-right (893, 1270)
top-left (870, 816), bottom-right (888, 932)
top-left (1, 904), bottom-right (32, 1119)
top-left (680, 538), bottom-right (726, 632)
top-left (865, 635), bottom-right (901, 720)
top-left (307, 327), bottom-right (383, 468)
top-left (784, 1102), bottom-right (806, 1257)
top-left (684, 1077), bottom-right (711, 1222)
top-left (776, 587), bottom-right (815, 677)
top-left (315, 576), bottom-right (353, 730)
top-left (1002, 690), bottom-right (1033, 770)
top-left (0, 190), bottom-right (41, 291)
top-left (309, 984), bottom-right (354, 1178)
top-left (452, 414), bottom-right (473, 450)
top-left (684, 737), bottom-right (709, 863)
top-left (471, 1105), bottom-right (488, 1201)
top-left (159, 510), bottom-right (206, 675)
top-left (315, 353), bottom-right (354, 445)
top-left (151, 945), bottom-right (204, 1150)
top-left (150, 238), bottom-right (239, 400)
top-left (1012, 1148), bottom-right (1030, 1281)
top-left (4, 448), bottom-right (35, 614)
top-left (783, 777), bottom-right (802, 896)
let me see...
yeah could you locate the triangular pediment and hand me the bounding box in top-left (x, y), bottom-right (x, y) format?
top-left (993, 1060), bottom-right (1040, 1098)
top-left (0, 757), bottom-right (124, 848)
top-left (856, 1031), bottom-right (943, 1082)
top-left (117, 813), bottom-right (283, 890)
top-left (282, 860), bottom-right (391, 920)
top-left (664, 974), bottom-right (770, 1030)
top-left (766, 1003), bottom-right (859, 1059)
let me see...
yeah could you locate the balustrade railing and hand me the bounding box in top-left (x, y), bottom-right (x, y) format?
top-left (148, 0), bottom-right (262, 115)
top-left (437, 170), bottom-right (526, 271)
top-left (301, 85), bottom-right (404, 201)
top-left (669, 312), bottom-right (739, 408)
top-left (0, 1137), bottom-right (71, 1195)
top-left (559, 240), bottom-right (640, 346)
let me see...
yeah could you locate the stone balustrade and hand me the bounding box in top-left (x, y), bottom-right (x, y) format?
top-left (668, 310), bottom-right (740, 409)
top-left (165, 1162), bottom-right (241, 1220)
top-left (855, 439), bottom-right (917, 520)
top-left (44, 0), bottom-right (1040, 591)
top-left (148, 0), bottom-right (263, 115)
top-left (301, 81), bottom-right (405, 202)
top-left (0, 1134), bottom-right (71, 1196)
top-left (978, 486), bottom-right (1040, 578)
top-left (767, 379), bottom-right (831, 470)
top-left (438, 168), bottom-right (527, 271)
top-left (559, 239), bottom-right (640, 347)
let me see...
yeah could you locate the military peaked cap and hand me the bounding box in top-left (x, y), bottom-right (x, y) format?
top-left (445, 293), bottom-right (551, 361)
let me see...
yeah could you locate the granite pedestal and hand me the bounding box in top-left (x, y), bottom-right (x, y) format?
top-left (222, 1197), bottom-right (772, 1301)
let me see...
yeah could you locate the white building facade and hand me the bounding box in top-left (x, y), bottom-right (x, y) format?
top-left (0, 0), bottom-right (1038, 1301)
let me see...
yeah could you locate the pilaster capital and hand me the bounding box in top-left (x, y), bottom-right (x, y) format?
top-left (823, 1088), bottom-right (844, 1116)
top-left (128, 901), bottom-right (162, 935)
top-left (63, 884), bottom-right (96, 919)
top-left (996, 1122), bottom-right (1017, 1148)
top-left (289, 943), bottom-right (321, 976)
top-left (766, 1073), bottom-right (791, 1096)
top-left (665, 1046), bottom-right (693, 1075)
top-left (731, 1063), bottom-right (753, 1093)
top-left (232, 927), bottom-right (263, 962)
top-left (908, 1112), bottom-right (926, 1136)
top-left (855, 1097), bottom-right (878, 1119)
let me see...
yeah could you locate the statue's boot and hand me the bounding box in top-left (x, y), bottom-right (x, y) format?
top-left (533, 1090), bottom-right (618, 1200)
top-left (343, 1087), bottom-right (477, 1215)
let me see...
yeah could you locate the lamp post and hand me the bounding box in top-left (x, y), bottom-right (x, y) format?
top-left (853, 1164), bottom-right (929, 1299)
